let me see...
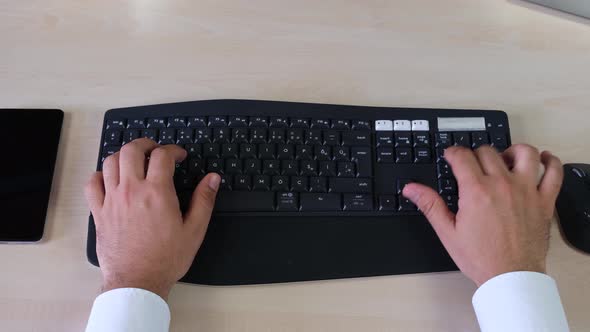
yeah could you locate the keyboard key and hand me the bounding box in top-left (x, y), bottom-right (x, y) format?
top-left (311, 119), bottom-right (330, 129)
top-left (438, 178), bottom-right (457, 194)
top-left (435, 132), bottom-right (452, 147)
top-left (207, 159), bottom-right (224, 174)
top-left (234, 175), bottom-right (251, 190)
top-left (122, 130), bottom-right (140, 145)
top-left (221, 143), bottom-right (239, 159)
top-left (244, 159), bottom-right (261, 174)
top-left (301, 160), bottom-right (318, 176)
top-left (176, 129), bottom-right (194, 144)
top-left (309, 177), bottom-right (327, 192)
top-left (203, 143), bottom-right (220, 158)
top-left (343, 194), bottom-right (373, 211)
top-left (323, 130), bottom-right (340, 146)
top-left (220, 175), bottom-right (232, 190)
top-left (393, 120), bottom-right (411, 131)
top-left (159, 129), bottom-right (176, 144)
top-left (277, 144), bottom-right (294, 160)
top-left (240, 143), bottom-right (257, 159)
top-left (250, 128), bottom-right (267, 143)
top-left (188, 159), bottom-right (205, 174)
top-left (376, 132), bottom-right (393, 147)
top-left (287, 129), bottom-right (304, 144)
top-left (436, 148), bottom-right (447, 163)
top-left (215, 191), bottom-right (274, 211)
top-left (453, 132), bottom-right (470, 148)
top-left (194, 128), bottom-right (211, 143)
top-left (225, 159), bottom-right (242, 174)
top-left (249, 116), bottom-right (268, 127)
top-left (102, 146), bottom-right (120, 156)
top-left (106, 119), bottom-right (126, 130)
top-left (471, 132), bottom-right (489, 148)
top-left (272, 176), bottom-right (290, 191)
top-left (213, 128), bottom-right (230, 143)
top-left (232, 128), bottom-right (249, 143)
top-left (281, 160), bottom-right (299, 175)
top-left (270, 117), bottom-right (289, 128)
top-left (332, 119), bottom-right (350, 130)
top-left (351, 146), bottom-right (372, 177)
top-left (269, 129), bottom-right (285, 143)
top-left (337, 162), bottom-right (355, 177)
top-left (127, 118), bottom-right (146, 129)
top-left (398, 197), bottom-right (417, 211)
top-left (258, 143), bottom-right (276, 159)
top-left (291, 176), bottom-right (308, 192)
top-left (319, 161), bottom-right (337, 176)
top-left (352, 120), bottom-right (371, 130)
top-left (296, 145), bottom-right (313, 160)
top-left (342, 131), bottom-right (370, 146)
top-left (413, 133), bottom-right (430, 147)
top-left (379, 195), bottom-right (397, 211)
top-left (291, 118), bottom-right (309, 128)
top-left (443, 194), bottom-right (458, 213)
top-left (209, 116), bottom-right (227, 127)
top-left (104, 130), bottom-right (122, 146)
top-left (253, 175), bottom-right (270, 191)
top-left (394, 133), bottom-right (412, 147)
top-left (395, 148), bottom-right (412, 163)
top-left (414, 148), bottom-right (432, 163)
top-left (329, 178), bottom-right (372, 193)
top-left (411, 120), bottom-right (429, 131)
top-left (228, 116), bottom-right (248, 127)
top-left (437, 161), bottom-right (453, 178)
top-left (375, 120), bottom-right (393, 131)
top-left (305, 130), bottom-right (322, 144)
top-left (168, 117), bottom-right (187, 128)
top-left (377, 148), bottom-right (394, 163)
top-left (276, 192), bottom-right (299, 211)
top-left (263, 160), bottom-right (280, 175)
top-left (334, 147), bottom-right (350, 161)
top-left (141, 129), bottom-right (157, 141)
top-left (490, 132), bottom-right (508, 150)
top-left (147, 118), bottom-right (166, 128)
top-left (315, 145), bottom-right (332, 161)
top-left (300, 193), bottom-right (341, 211)
top-left (187, 117), bottom-right (207, 128)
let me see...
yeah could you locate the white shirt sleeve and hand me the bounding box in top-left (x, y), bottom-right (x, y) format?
top-left (472, 271), bottom-right (569, 332)
top-left (85, 288), bottom-right (170, 332)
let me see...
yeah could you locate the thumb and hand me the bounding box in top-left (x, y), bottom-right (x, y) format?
top-left (184, 173), bottom-right (221, 236)
top-left (402, 183), bottom-right (455, 240)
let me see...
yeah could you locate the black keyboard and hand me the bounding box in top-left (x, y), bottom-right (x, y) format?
top-left (87, 99), bottom-right (511, 285)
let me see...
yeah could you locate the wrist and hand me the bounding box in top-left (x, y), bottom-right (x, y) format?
top-left (102, 275), bottom-right (173, 301)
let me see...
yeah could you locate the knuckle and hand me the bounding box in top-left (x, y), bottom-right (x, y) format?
top-left (120, 143), bottom-right (136, 155)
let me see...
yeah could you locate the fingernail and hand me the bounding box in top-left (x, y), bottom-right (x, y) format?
top-left (208, 174), bottom-right (221, 191)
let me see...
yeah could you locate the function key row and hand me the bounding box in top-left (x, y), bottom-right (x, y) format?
top-left (435, 131), bottom-right (507, 150)
top-left (106, 117), bottom-right (371, 130)
top-left (375, 120), bottom-right (429, 131)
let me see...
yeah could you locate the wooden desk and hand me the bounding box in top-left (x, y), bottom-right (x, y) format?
top-left (1, 1), bottom-right (589, 331)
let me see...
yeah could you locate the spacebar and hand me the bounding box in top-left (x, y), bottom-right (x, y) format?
top-left (215, 192), bottom-right (275, 212)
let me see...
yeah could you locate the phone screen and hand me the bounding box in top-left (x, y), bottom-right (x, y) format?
top-left (0, 109), bottom-right (63, 242)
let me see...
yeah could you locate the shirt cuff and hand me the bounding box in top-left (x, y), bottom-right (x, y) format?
top-left (472, 271), bottom-right (569, 332)
top-left (85, 288), bottom-right (171, 332)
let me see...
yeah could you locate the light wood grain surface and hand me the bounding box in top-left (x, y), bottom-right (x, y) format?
top-left (1, 0), bottom-right (589, 331)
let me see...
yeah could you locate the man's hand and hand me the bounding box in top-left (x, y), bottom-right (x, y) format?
top-left (403, 145), bottom-right (563, 286)
top-left (84, 138), bottom-right (221, 299)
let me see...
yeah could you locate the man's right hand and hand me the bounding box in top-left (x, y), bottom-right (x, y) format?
top-left (403, 145), bottom-right (563, 286)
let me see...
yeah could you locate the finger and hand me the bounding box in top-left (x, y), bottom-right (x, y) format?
top-left (119, 138), bottom-right (160, 181)
top-left (473, 145), bottom-right (509, 176)
top-left (84, 172), bottom-right (105, 214)
top-left (146, 145), bottom-right (188, 184)
top-left (538, 151), bottom-right (564, 205)
top-left (502, 144), bottom-right (541, 183)
top-left (102, 153), bottom-right (120, 189)
top-left (444, 146), bottom-right (484, 184)
top-left (403, 183), bottom-right (455, 241)
top-left (184, 173), bottom-right (221, 236)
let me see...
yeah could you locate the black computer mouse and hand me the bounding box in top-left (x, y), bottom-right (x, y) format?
top-left (556, 163), bottom-right (590, 254)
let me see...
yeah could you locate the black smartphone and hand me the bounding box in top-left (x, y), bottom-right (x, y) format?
top-left (0, 109), bottom-right (63, 242)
